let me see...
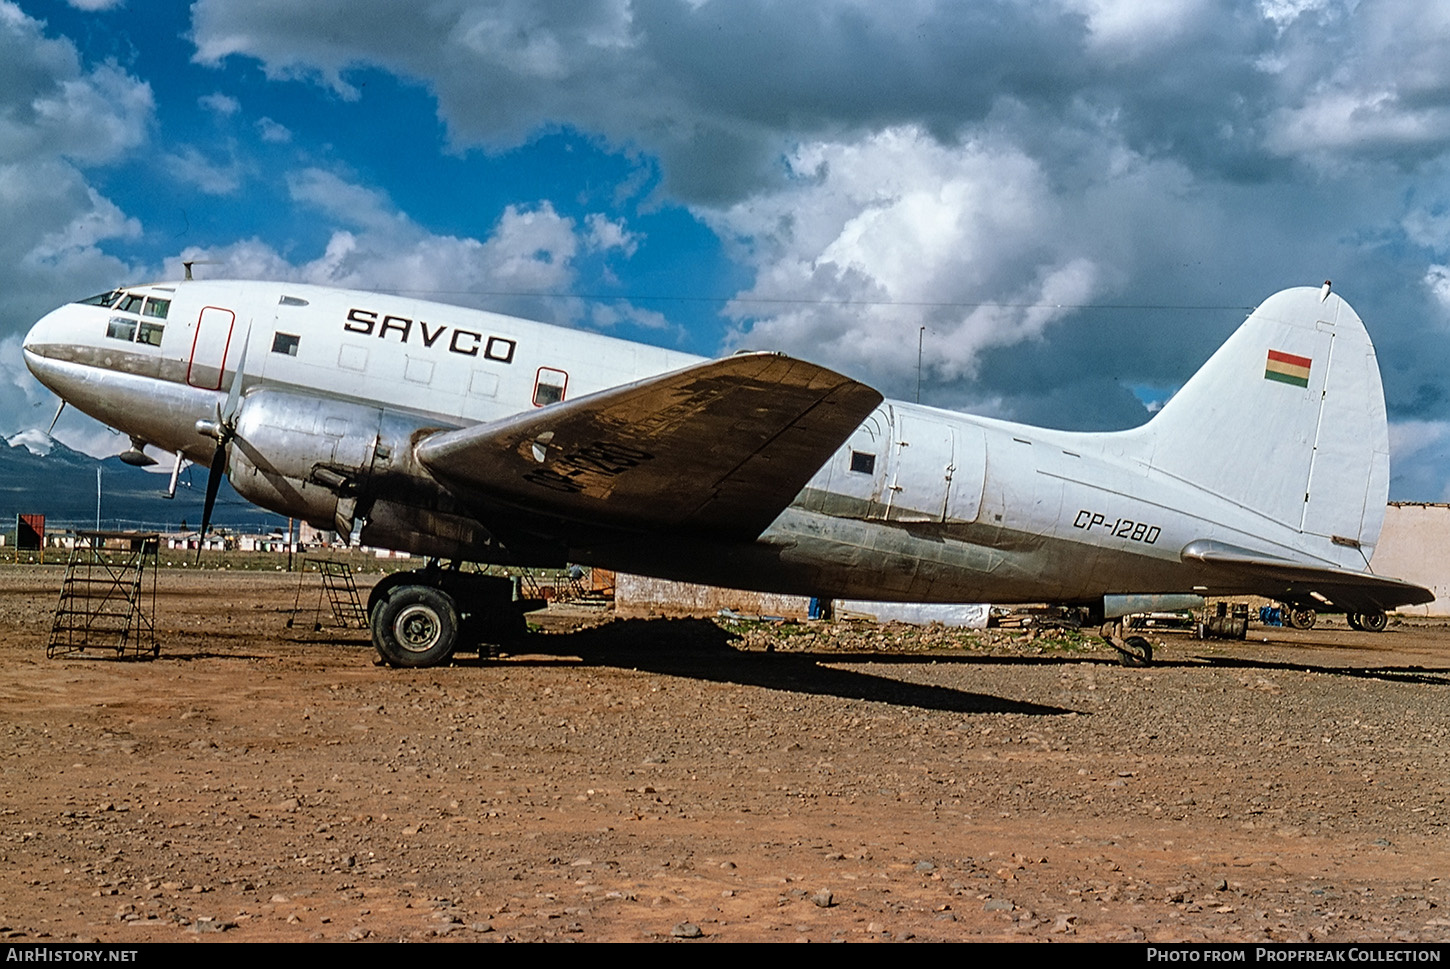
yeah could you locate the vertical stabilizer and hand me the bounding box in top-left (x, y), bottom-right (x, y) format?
top-left (1140, 286), bottom-right (1388, 567)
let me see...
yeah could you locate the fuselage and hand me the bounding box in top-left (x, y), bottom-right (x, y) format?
top-left (22, 279), bottom-right (1369, 605)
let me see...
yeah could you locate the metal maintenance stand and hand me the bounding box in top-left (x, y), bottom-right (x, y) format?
top-left (287, 558), bottom-right (369, 633)
top-left (47, 531), bottom-right (159, 660)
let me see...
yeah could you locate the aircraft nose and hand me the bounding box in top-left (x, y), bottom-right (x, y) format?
top-left (22, 304), bottom-right (65, 356)
top-left (22, 304), bottom-right (74, 387)
top-left (22, 315), bottom-right (45, 355)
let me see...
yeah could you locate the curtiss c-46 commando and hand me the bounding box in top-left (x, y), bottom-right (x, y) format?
top-left (23, 278), bottom-right (1432, 666)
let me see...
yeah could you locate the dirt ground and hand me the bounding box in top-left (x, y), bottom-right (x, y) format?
top-left (1, 564), bottom-right (1447, 943)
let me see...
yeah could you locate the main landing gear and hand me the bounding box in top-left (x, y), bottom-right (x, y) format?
top-left (1282, 602), bottom-right (1387, 632)
top-left (1283, 604), bottom-right (1318, 630)
top-left (372, 585), bottom-right (458, 668)
top-left (368, 565), bottom-right (544, 668)
top-left (1346, 609), bottom-right (1388, 633)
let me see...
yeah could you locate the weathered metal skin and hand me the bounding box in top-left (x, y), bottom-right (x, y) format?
top-left (21, 278), bottom-right (1433, 617)
top-left (224, 389), bottom-right (507, 562)
top-left (21, 351), bottom-right (223, 465)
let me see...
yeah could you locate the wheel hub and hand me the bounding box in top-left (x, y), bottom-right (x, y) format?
top-left (395, 605), bottom-right (442, 652)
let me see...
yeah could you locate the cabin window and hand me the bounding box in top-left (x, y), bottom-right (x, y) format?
top-left (136, 321), bottom-right (165, 346)
top-left (279, 295), bottom-right (309, 307)
top-left (272, 332), bottom-right (300, 356)
top-left (533, 367), bottom-right (568, 407)
top-left (850, 451), bottom-right (876, 474)
top-left (106, 317), bottom-right (136, 342)
top-left (142, 297), bottom-right (170, 320)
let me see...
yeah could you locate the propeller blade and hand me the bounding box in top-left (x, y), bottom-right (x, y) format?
top-left (222, 321), bottom-right (252, 425)
top-left (196, 440), bottom-right (228, 562)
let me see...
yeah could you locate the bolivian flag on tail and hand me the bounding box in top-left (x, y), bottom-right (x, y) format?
top-left (1264, 349), bottom-right (1312, 388)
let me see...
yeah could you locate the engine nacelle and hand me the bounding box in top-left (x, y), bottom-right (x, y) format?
top-left (228, 389), bottom-right (384, 527)
top-left (225, 389), bottom-right (505, 560)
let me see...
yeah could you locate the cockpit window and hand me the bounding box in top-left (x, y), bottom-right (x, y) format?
top-left (101, 292), bottom-right (167, 346)
top-left (77, 290), bottom-right (122, 308)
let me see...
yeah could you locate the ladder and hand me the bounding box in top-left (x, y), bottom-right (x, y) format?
top-left (289, 558), bottom-right (369, 632)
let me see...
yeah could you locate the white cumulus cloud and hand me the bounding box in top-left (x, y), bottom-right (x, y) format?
top-left (176, 170), bottom-right (647, 329)
top-left (706, 126), bottom-right (1103, 389)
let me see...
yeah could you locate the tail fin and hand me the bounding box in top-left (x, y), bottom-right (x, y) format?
top-left (1140, 285), bottom-right (1389, 568)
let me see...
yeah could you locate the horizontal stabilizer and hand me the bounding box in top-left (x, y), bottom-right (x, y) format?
top-left (418, 352), bottom-right (883, 539)
top-left (1181, 540), bottom-right (1433, 612)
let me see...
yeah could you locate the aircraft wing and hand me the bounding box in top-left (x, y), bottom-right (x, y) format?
top-left (1180, 540), bottom-right (1433, 611)
top-left (416, 352), bottom-right (883, 539)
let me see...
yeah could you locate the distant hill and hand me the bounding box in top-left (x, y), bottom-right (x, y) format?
top-left (0, 433), bottom-right (288, 537)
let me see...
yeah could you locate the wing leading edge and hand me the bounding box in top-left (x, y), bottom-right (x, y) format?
top-left (1181, 540), bottom-right (1433, 612)
top-left (417, 352), bottom-right (884, 540)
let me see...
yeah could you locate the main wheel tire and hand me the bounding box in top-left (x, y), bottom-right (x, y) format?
top-left (1289, 606), bottom-right (1317, 630)
top-left (1359, 609), bottom-right (1388, 633)
top-left (372, 585), bottom-right (460, 668)
top-left (368, 570), bottom-right (423, 619)
top-left (1346, 612), bottom-right (1363, 631)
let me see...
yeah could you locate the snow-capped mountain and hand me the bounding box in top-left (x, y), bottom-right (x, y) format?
top-left (0, 431), bottom-right (284, 534)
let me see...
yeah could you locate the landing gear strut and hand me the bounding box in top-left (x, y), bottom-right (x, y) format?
top-left (1101, 621), bottom-right (1154, 667)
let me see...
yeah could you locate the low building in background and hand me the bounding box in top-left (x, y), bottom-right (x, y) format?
top-left (614, 573), bottom-right (990, 627)
top-left (615, 573), bottom-right (811, 620)
top-left (1374, 502), bottom-right (1450, 616)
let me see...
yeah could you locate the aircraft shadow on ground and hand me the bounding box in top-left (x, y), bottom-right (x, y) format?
top-left (456, 618), bottom-right (1080, 716)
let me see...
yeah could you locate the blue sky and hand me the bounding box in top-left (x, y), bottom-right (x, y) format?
top-left (5, 0), bottom-right (1450, 499)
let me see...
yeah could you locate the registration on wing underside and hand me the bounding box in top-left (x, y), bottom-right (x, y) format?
top-left (416, 353), bottom-right (883, 539)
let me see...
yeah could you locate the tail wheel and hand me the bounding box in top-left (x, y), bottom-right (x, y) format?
top-left (372, 585), bottom-right (459, 668)
top-left (1117, 635), bottom-right (1153, 668)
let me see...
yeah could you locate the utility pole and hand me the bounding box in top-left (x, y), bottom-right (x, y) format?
top-left (916, 326), bottom-right (925, 403)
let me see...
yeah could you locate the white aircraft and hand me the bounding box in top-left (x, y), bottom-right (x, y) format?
top-left (22, 278), bottom-right (1432, 666)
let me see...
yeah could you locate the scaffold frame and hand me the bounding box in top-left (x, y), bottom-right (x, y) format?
top-left (47, 531), bottom-right (159, 660)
